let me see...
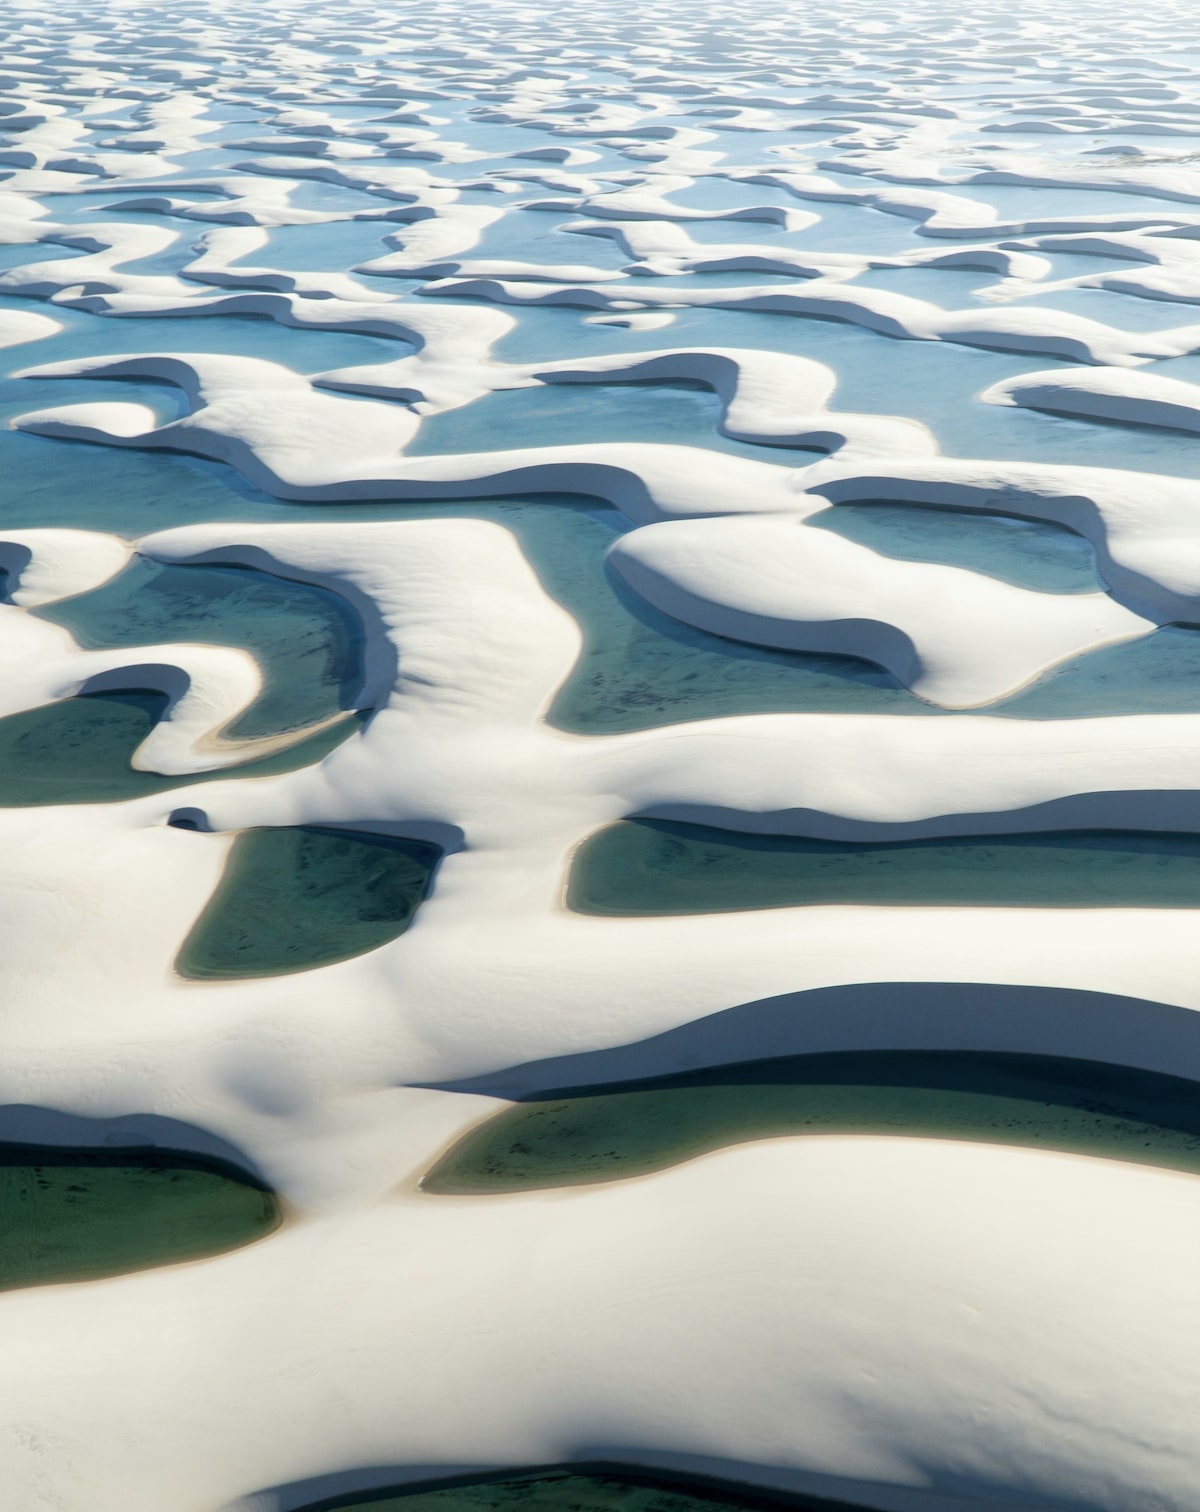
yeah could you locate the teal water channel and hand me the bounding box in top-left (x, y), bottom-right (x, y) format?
top-left (404, 378), bottom-right (802, 464)
top-left (570, 820), bottom-right (1200, 915)
top-left (423, 1051), bottom-right (1200, 1193)
top-left (3, 437), bottom-right (1200, 740)
top-left (35, 556), bottom-right (365, 739)
top-left (10, 303), bottom-right (1200, 760)
top-left (0, 691), bottom-right (363, 806)
top-left (808, 502), bottom-right (1104, 594)
top-left (177, 825), bottom-right (442, 978)
top-left (0, 1145), bottom-right (278, 1289)
top-left (994, 627), bottom-right (1200, 718)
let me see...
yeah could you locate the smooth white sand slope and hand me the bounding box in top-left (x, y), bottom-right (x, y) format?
top-left (4, 1140), bottom-right (1200, 1512)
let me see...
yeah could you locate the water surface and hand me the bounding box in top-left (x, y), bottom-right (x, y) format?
top-left (570, 818), bottom-right (1200, 914)
top-left (809, 501), bottom-right (1103, 593)
top-left (405, 379), bottom-right (793, 462)
top-left (0, 1144), bottom-right (278, 1289)
top-left (37, 557), bottom-right (364, 739)
top-left (0, 691), bottom-right (362, 806)
top-left (424, 1050), bottom-right (1200, 1192)
top-left (177, 824), bottom-right (442, 978)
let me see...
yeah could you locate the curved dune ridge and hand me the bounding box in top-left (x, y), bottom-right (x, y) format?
top-left (8, 0), bottom-right (1200, 1508)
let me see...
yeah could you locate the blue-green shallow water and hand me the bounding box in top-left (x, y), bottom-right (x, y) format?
top-left (36, 557), bottom-right (365, 739)
top-left (0, 691), bottom-right (364, 806)
top-left (516, 509), bottom-right (934, 728)
top-left (7, 425), bottom-right (1199, 731)
top-left (422, 1051), bottom-right (1200, 1193)
top-left (791, 508), bottom-right (1200, 719)
top-left (0, 1145), bottom-right (278, 1290)
top-left (0, 296), bottom-right (407, 376)
top-left (442, 206), bottom-right (633, 270)
top-left (0, 441), bottom-right (940, 732)
top-left (994, 626), bottom-right (1200, 718)
top-left (849, 263), bottom-right (1200, 334)
top-left (260, 218), bottom-right (405, 273)
top-left (481, 300), bottom-right (1200, 478)
top-left (809, 501), bottom-right (1103, 594)
top-left (177, 825), bottom-right (443, 978)
top-left (10, 302), bottom-right (1200, 734)
top-left (297, 1467), bottom-right (872, 1512)
top-left (404, 379), bottom-right (806, 463)
top-left (571, 819), bottom-right (1200, 915)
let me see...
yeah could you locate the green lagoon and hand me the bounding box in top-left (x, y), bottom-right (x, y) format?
top-left (0, 1145), bottom-right (278, 1289)
top-left (177, 825), bottom-right (443, 978)
top-left (424, 1051), bottom-right (1200, 1193)
top-left (570, 819), bottom-right (1200, 915)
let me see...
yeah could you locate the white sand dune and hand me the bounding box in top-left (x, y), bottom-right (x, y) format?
top-left (984, 364), bottom-right (1200, 433)
top-left (5, 1140), bottom-right (1200, 1512)
top-left (8, 0), bottom-right (1200, 1508)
